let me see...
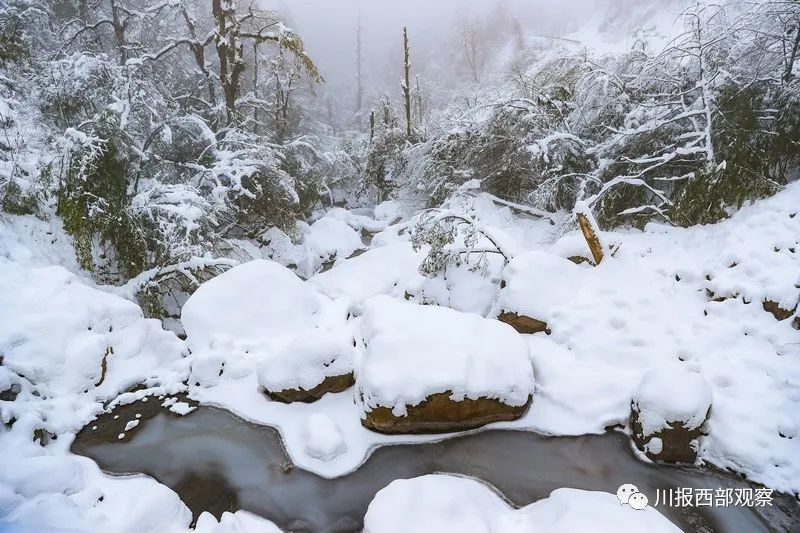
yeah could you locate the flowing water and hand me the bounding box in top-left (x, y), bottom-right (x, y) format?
top-left (71, 403), bottom-right (800, 533)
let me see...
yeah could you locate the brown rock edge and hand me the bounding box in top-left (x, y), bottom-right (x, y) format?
top-left (762, 300), bottom-right (797, 321)
top-left (264, 372), bottom-right (355, 404)
top-left (497, 311), bottom-right (548, 334)
top-left (362, 391), bottom-right (532, 434)
top-left (630, 403), bottom-right (710, 464)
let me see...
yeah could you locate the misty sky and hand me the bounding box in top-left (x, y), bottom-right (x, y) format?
top-left (257, 0), bottom-right (606, 90)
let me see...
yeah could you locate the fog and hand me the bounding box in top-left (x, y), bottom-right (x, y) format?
top-left (257, 0), bottom-right (604, 103)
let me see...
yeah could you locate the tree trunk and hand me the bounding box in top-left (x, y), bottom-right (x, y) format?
top-left (355, 16), bottom-right (364, 112)
top-left (576, 212), bottom-right (604, 265)
top-left (402, 26), bottom-right (412, 138)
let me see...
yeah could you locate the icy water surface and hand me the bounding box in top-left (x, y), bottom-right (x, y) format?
top-left (72, 403), bottom-right (800, 533)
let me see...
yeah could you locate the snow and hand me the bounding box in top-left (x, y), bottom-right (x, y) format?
top-left (363, 474), bottom-right (681, 533)
top-left (303, 413), bottom-right (347, 461)
top-left (256, 328), bottom-right (355, 393)
top-left (357, 296), bottom-right (534, 414)
top-left (310, 241), bottom-right (425, 302)
top-left (302, 216), bottom-right (363, 264)
top-left (490, 250), bottom-right (583, 323)
top-left (182, 259), bottom-right (326, 348)
top-left (1, 144), bottom-right (799, 531)
top-left (633, 366), bottom-right (713, 436)
top-left (0, 257), bottom-right (239, 533)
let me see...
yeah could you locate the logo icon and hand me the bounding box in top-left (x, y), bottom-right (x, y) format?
top-left (617, 484), bottom-right (649, 510)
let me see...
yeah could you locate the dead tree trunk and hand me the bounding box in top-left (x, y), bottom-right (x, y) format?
top-left (402, 26), bottom-right (412, 138)
top-left (576, 211), bottom-right (604, 265)
top-left (355, 14), bottom-right (364, 112)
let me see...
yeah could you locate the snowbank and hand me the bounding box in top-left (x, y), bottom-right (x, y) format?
top-left (363, 474), bottom-right (681, 533)
top-left (0, 261), bottom-right (186, 405)
top-left (357, 296), bottom-right (533, 414)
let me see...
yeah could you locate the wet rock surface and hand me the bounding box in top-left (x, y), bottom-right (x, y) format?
top-left (362, 392), bottom-right (531, 434)
top-left (71, 405), bottom-right (800, 533)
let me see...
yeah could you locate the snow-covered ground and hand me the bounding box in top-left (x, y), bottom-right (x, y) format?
top-left (1, 183), bottom-right (799, 531)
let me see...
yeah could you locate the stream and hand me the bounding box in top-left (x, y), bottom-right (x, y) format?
top-left (71, 402), bottom-right (800, 533)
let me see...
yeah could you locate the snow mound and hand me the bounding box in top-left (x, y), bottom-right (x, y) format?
top-left (256, 329), bottom-right (355, 393)
top-left (311, 242), bottom-right (425, 302)
top-left (182, 259), bottom-right (326, 348)
top-left (303, 413), bottom-right (347, 461)
top-left (363, 474), bottom-right (681, 533)
top-left (356, 296), bottom-right (533, 414)
top-left (490, 251), bottom-right (580, 323)
top-left (633, 367), bottom-right (712, 436)
top-left (303, 216), bottom-right (363, 263)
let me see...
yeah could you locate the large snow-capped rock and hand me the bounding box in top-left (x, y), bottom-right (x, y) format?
top-left (256, 328), bottom-right (355, 403)
top-left (363, 475), bottom-right (682, 533)
top-left (356, 296), bottom-right (533, 433)
top-left (631, 366), bottom-right (712, 464)
top-left (491, 251), bottom-right (580, 333)
top-left (182, 259), bottom-right (328, 348)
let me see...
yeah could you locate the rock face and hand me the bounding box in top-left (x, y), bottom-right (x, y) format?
top-left (264, 372), bottom-right (355, 404)
top-left (630, 367), bottom-right (712, 464)
top-left (362, 391), bottom-right (531, 434)
top-left (496, 311), bottom-right (548, 334)
top-left (357, 296), bottom-right (534, 435)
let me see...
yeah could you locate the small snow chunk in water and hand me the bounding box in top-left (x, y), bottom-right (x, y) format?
top-left (124, 420), bottom-right (140, 431)
top-left (168, 402), bottom-right (196, 416)
top-left (117, 433), bottom-right (125, 440)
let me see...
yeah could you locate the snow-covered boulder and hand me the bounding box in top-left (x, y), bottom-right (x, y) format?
top-left (357, 296), bottom-right (533, 434)
top-left (256, 329), bottom-right (355, 403)
top-left (182, 259), bottom-right (327, 349)
top-left (631, 367), bottom-right (712, 464)
top-left (310, 242), bottom-right (425, 302)
top-left (363, 475), bottom-right (681, 533)
top-left (302, 413), bottom-right (347, 461)
top-left (491, 251), bottom-right (579, 333)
